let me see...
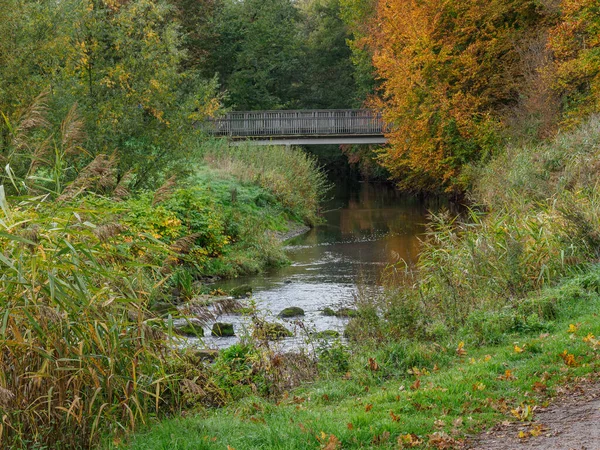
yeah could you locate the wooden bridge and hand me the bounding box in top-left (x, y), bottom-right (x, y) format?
top-left (202, 109), bottom-right (388, 145)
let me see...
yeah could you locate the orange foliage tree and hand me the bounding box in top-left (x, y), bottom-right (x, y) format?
top-left (369, 0), bottom-right (545, 193)
top-left (549, 0), bottom-right (600, 127)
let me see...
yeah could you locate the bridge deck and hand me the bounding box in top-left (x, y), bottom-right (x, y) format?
top-left (202, 109), bottom-right (386, 139)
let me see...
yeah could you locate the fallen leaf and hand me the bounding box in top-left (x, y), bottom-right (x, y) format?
top-left (497, 369), bottom-right (516, 381)
top-left (533, 382), bottom-right (547, 392)
top-left (456, 341), bottom-right (467, 356)
top-left (568, 323), bottom-right (579, 333)
top-left (434, 419), bottom-right (445, 429)
top-left (390, 410), bottom-right (401, 422)
top-left (323, 434), bottom-right (340, 450)
top-left (429, 431), bottom-right (460, 449)
top-left (514, 345), bottom-right (524, 353)
top-left (529, 423), bottom-right (545, 437)
top-left (368, 357), bottom-right (380, 371)
top-left (484, 354), bottom-right (492, 362)
top-left (411, 378), bottom-right (421, 390)
top-left (398, 433), bottom-right (422, 447)
top-left (511, 404), bottom-right (534, 421)
top-left (365, 403), bottom-right (373, 412)
top-left (559, 350), bottom-right (578, 367)
top-left (347, 423), bottom-right (354, 430)
top-left (518, 431), bottom-right (528, 439)
top-left (472, 382), bottom-right (486, 391)
top-left (372, 431), bottom-right (390, 445)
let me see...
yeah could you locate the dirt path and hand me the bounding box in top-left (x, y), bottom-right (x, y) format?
top-left (468, 379), bottom-right (600, 450)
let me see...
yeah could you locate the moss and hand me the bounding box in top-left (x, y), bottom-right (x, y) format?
top-left (252, 322), bottom-right (293, 340)
top-left (278, 307), bottom-right (305, 318)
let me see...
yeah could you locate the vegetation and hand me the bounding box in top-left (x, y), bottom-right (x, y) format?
top-left (360, 0), bottom-right (600, 193)
top-left (118, 112), bottom-right (600, 450)
top-left (112, 269), bottom-right (600, 449)
top-left (0, 95), bottom-right (326, 448)
top-left (3, 0), bottom-right (600, 448)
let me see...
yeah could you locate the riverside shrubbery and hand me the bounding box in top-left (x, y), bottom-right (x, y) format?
top-left (347, 116), bottom-right (600, 349)
top-left (0, 134), bottom-right (326, 448)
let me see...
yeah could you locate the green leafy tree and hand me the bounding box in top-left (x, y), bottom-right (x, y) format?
top-left (296, 0), bottom-right (357, 108)
top-left (207, 0), bottom-right (304, 110)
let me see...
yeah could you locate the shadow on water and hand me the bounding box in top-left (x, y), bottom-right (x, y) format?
top-left (202, 181), bottom-right (450, 349)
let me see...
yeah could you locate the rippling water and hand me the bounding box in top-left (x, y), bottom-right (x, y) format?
top-left (198, 182), bottom-right (445, 349)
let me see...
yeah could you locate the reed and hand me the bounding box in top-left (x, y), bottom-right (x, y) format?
top-left (0, 194), bottom-right (177, 449)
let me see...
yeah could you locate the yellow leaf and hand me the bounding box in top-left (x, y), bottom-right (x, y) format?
top-left (568, 324), bottom-right (578, 333)
top-left (518, 431), bottom-right (527, 439)
top-left (514, 345), bottom-right (524, 353)
top-left (529, 424), bottom-right (544, 437)
top-left (456, 341), bottom-right (467, 356)
top-left (583, 333), bottom-right (595, 343)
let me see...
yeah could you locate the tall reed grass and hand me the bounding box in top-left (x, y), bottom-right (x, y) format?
top-left (0, 193), bottom-right (179, 449)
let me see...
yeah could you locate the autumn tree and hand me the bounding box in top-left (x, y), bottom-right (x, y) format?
top-left (549, 0), bottom-right (600, 127)
top-left (368, 0), bottom-right (548, 193)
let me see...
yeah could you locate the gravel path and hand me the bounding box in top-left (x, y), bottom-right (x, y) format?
top-left (468, 378), bottom-right (600, 450)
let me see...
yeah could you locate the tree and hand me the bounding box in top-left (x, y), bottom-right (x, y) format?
top-left (549, 0), bottom-right (600, 127)
top-left (296, 0), bottom-right (357, 109)
top-left (368, 0), bottom-right (545, 193)
top-left (207, 0), bottom-right (304, 110)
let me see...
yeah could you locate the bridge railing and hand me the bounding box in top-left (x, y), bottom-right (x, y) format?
top-left (202, 109), bottom-right (385, 137)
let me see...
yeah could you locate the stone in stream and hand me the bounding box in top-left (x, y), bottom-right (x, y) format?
top-left (211, 322), bottom-right (235, 337)
top-left (252, 322), bottom-right (293, 340)
top-left (322, 307), bottom-right (336, 316)
top-left (311, 330), bottom-right (340, 339)
top-left (193, 349), bottom-right (219, 361)
top-left (335, 307), bottom-right (358, 318)
top-left (278, 307), bottom-right (305, 318)
top-left (173, 318), bottom-right (205, 337)
top-left (230, 285), bottom-right (253, 299)
top-left (321, 307), bottom-right (358, 318)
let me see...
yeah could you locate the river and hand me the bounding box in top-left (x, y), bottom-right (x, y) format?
top-left (200, 181), bottom-right (445, 349)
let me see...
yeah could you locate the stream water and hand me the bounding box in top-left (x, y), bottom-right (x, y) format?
top-left (199, 181), bottom-right (446, 349)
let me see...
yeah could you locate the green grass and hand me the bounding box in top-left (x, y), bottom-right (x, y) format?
top-left (113, 268), bottom-right (600, 449)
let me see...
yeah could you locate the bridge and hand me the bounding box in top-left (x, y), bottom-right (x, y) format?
top-left (202, 109), bottom-right (388, 145)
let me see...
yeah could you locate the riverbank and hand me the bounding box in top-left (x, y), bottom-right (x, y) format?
top-left (114, 267), bottom-right (600, 449)
top-left (112, 117), bottom-right (600, 449)
top-left (0, 143), bottom-right (328, 449)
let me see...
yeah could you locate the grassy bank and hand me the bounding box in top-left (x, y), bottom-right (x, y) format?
top-left (115, 268), bottom-right (600, 449)
top-left (115, 117), bottom-right (600, 449)
top-left (0, 142), bottom-right (327, 449)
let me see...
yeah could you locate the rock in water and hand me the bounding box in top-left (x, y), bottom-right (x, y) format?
top-left (211, 322), bottom-right (235, 337)
top-left (278, 307), bottom-right (305, 318)
top-left (253, 322), bottom-right (293, 340)
top-left (322, 307), bottom-right (336, 316)
top-left (172, 318), bottom-right (205, 337)
top-left (335, 308), bottom-right (358, 318)
top-left (311, 330), bottom-right (340, 339)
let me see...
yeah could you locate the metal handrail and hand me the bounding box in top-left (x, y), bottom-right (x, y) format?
top-left (201, 109), bottom-right (386, 137)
